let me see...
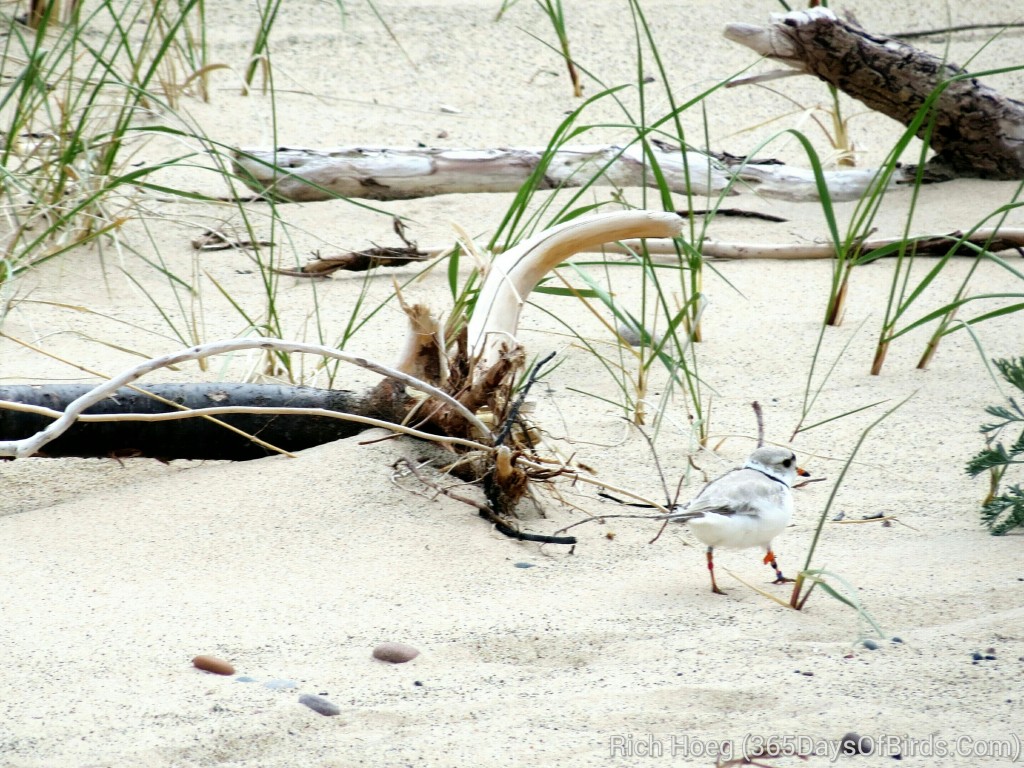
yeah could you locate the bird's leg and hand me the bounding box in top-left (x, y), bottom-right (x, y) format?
top-left (706, 546), bottom-right (725, 594)
top-left (763, 549), bottom-right (794, 584)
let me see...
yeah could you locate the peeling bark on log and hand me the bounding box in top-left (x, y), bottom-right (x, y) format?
top-left (232, 144), bottom-right (900, 204)
top-left (725, 7), bottom-right (1024, 180)
top-left (0, 382), bottom-right (413, 460)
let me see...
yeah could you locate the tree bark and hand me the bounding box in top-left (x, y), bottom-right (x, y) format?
top-left (724, 7), bottom-right (1024, 180)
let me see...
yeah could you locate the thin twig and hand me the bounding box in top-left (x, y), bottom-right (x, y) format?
top-left (629, 422), bottom-right (675, 508)
top-left (888, 22), bottom-right (1024, 40)
top-left (679, 207), bottom-right (788, 222)
top-left (495, 351), bottom-right (556, 446)
top-left (752, 401), bottom-right (765, 447)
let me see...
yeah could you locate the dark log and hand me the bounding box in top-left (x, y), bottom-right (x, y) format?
top-left (725, 8), bottom-right (1024, 180)
top-left (0, 381), bottom-right (413, 461)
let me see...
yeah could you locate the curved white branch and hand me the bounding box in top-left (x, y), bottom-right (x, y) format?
top-left (0, 338), bottom-right (493, 459)
top-left (466, 211), bottom-right (684, 375)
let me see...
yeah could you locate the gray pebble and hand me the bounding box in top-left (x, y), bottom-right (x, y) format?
top-left (513, 562), bottom-right (535, 569)
top-left (840, 732), bottom-right (873, 755)
top-left (862, 639), bottom-right (878, 650)
top-left (235, 676), bottom-right (257, 683)
top-left (299, 694), bottom-right (340, 717)
top-left (373, 641), bottom-right (420, 664)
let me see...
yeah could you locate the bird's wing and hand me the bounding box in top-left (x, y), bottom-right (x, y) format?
top-left (672, 468), bottom-right (786, 519)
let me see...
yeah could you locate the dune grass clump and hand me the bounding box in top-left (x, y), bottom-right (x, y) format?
top-left (0, 0), bottom-right (211, 282)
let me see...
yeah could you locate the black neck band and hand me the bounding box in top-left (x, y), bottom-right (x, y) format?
top-left (750, 467), bottom-right (786, 486)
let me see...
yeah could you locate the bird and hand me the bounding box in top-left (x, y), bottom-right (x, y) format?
top-left (667, 446), bottom-right (810, 594)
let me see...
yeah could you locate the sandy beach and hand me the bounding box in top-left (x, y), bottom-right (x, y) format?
top-left (2, 2), bottom-right (1024, 766)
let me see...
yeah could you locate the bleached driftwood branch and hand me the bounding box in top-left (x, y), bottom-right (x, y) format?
top-left (725, 7), bottom-right (1024, 180)
top-left (465, 210), bottom-right (683, 376)
top-left (231, 144), bottom-right (900, 204)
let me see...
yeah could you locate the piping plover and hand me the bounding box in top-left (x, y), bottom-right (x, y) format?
top-left (668, 446), bottom-right (810, 594)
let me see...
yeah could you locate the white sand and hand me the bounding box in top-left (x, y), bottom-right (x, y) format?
top-left (2, 3), bottom-right (1024, 766)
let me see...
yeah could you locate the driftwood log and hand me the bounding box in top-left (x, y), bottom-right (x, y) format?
top-left (231, 10), bottom-right (1023, 208)
top-left (231, 144), bottom-right (901, 204)
top-left (725, 7), bottom-right (1024, 180)
top-left (0, 382), bottom-right (413, 461)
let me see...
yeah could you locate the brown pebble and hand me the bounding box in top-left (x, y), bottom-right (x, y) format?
top-left (192, 655), bottom-right (235, 675)
top-left (372, 642), bottom-right (420, 664)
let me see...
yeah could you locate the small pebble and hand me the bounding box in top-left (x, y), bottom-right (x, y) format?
top-left (972, 651), bottom-right (984, 661)
top-left (800, 670), bottom-right (814, 676)
top-left (840, 732), bottom-right (874, 755)
top-left (373, 642), bottom-right (420, 664)
top-left (192, 655), bottom-right (235, 676)
top-left (862, 639), bottom-right (879, 651)
top-left (984, 654), bottom-right (997, 661)
top-left (414, 680), bottom-right (424, 687)
top-left (299, 694), bottom-right (340, 716)
top-left (891, 637), bottom-right (903, 644)
top-left (513, 562), bottom-right (535, 569)
top-left (235, 676), bottom-right (257, 683)
top-left (263, 679), bottom-right (297, 690)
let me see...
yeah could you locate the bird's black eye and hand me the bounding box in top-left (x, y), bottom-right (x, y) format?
top-left (782, 458), bottom-right (792, 467)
